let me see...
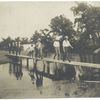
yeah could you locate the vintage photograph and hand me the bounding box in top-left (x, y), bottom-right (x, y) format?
top-left (0, 1), bottom-right (100, 98)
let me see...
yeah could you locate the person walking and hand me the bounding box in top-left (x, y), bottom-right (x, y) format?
top-left (62, 36), bottom-right (73, 62)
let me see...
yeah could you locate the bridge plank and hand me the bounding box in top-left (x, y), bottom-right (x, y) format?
top-left (84, 81), bottom-right (100, 83)
top-left (6, 54), bottom-right (100, 69)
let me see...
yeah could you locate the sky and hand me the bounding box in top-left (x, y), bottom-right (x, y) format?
top-left (0, 1), bottom-right (100, 40)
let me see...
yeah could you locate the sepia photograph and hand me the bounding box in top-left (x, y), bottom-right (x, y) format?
top-left (0, 1), bottom-right (100, 98)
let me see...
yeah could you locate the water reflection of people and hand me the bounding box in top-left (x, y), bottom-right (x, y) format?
top-left (9, 63), bottom-right (23, 80)
top-left (15, 64), bottom-right (23, 80)
top-left (9, 63), bottom-right (13, 75)
top-left (36, 74), bottom-right (43, 87)
top-left (29, 64), bottom-right (43, 88)
top-left (28, 68), bottom-right (35, 84)
top-left (36, 74), bottom-right (43, 95)
top-left (29, 70), bottom-right (43, 87)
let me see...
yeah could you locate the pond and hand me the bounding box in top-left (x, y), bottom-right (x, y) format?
top-left (0, 59), bottom-right (100, 98)
top-left (0, 61), bottom-right (76, 98)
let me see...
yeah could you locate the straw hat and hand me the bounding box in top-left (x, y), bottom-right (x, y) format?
top-left (65, 36), bottom-right (68, 39)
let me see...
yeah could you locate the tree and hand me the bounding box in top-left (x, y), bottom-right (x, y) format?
top-left (21, 37), bottom-right (29, 44)
top-left (71, 2), bottom-right (100, 52)
top-left (40, 29), bottom-right (54, 53)
top-left (31, 30), bottom-right (41, 43)
top-left (15, 37), bottom-right (21, 42)
top-left (30, 28), bottom-right (54, 54)
top-left (0, 36), bottom-right (12, 50)
top-left (49, 15), bottom-right (75, 38)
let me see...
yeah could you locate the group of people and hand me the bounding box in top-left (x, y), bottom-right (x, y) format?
top-left (27, 35), bottom-right (73, 62)
top-left (9, 63), bottom-right (23, 80)
top-left (8, 35), bottom-right (73, 62)
top-left (26, 38), bottom-right (43, 58)
top-left (53, 35), bottom-right (73, 62)
top-left (8, 40), bottom-right (22, 55)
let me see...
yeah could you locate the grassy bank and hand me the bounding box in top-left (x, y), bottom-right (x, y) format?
top-left (0, 50), bottom-right (10, 64)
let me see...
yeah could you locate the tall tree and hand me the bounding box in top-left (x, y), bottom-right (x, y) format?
top-left (71, 2), bottom-right (100, 52)
top-left (49, 15), bottom-right (75, 38)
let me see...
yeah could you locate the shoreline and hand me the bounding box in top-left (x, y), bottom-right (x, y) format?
top-left (0, 50), bottom-right (10, 64)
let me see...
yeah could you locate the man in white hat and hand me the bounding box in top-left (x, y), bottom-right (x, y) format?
top-left (62, 36), bottom-right (73, 62)
top-left (53, 35), bottom-right (61, 59)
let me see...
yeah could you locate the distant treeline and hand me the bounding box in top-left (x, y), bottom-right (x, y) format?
top-left (0, 2), bottom-right (100, 54)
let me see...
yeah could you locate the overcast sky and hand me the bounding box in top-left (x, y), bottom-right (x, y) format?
top-left (0, 1), bottom-right (100, 40)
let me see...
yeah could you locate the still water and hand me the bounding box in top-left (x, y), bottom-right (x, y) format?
top-left (0, 59), bottom-right (99, 98)
top-left (0, 61), bottom-right (75, 99)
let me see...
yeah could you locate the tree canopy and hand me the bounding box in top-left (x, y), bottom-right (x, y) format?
top-left (49, 15), bottom-right (76, 38)
top-left (71, 2), bottom-right (100, 52)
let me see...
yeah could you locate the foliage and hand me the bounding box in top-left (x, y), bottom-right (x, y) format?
top-left (21, 37), bottom-right (29, 44)
top-left (31, 29), bottom-right (54, 53)
top-left (15, 37), bottom-right (21, 42)
top-left (31, 30), bottom-right (41, 43)
top-left (0, 36), bottom-right (12, 50)
top-left (49, 15), bottom-right (76, 38)
top-left (71, 2), bottom-right (100, 52)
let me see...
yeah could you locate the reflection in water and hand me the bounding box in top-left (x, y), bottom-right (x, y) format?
top-left (9, 62), bottom-right (23, 80)
top-left (9, 59), bottom-right (43, 88)
top-left (3, 60), bottom-right (98, 98)
top-left (9, 63), bottom-right (12, 75)
top-left (8, 57), bottom-right (76, 91)
top-left (29, 62), bottom-right (43, 88)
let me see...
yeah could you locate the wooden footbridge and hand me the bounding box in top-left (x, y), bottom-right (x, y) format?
top-left (6, 54), bottom-right (100, 69)
top-left (6, 54), bottom-right (100, 82)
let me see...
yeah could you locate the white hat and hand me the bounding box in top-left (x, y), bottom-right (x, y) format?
top-left (65, 36), bottom-right (68, 39)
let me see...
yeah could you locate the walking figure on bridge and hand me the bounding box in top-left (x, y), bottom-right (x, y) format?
top-left (62, 36), bottom-right (73, 62)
